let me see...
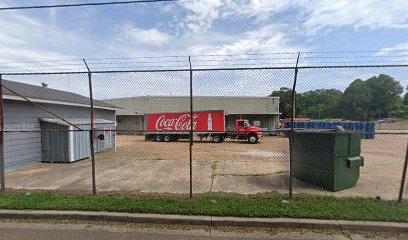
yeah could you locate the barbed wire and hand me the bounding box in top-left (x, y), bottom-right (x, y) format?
top-left (0, 0), bottom-right (179, 11)
top-left (0, 51), bottom-right (407, 73)
top-left (0, 50), bottom-right (407, 65)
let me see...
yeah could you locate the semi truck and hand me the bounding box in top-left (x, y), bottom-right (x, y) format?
top-left (144, 110), bottom-right (263, 143)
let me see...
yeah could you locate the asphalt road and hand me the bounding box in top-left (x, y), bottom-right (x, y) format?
top-left (0, 222), bottom-right (407, 240)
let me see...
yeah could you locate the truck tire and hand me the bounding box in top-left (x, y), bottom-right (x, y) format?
top-left (212, 134), bottom-right (222, 143)
top-left (156, 135), bottom-right (164, 142)
top-left (248, 134), bottom-right (258, 144)
top-left (164, 135), bottom-right (172, 142)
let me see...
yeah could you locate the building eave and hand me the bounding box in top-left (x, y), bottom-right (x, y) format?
top-left (4, 94), bottom-right (120, 111)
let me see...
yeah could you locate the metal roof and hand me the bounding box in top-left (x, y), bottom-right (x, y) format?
top-left (106, 96), bottom-right (280, 115)
top-left (3, 79), bottom-right (119, 110)
top-left (41, 118), bottom-right (115, 126)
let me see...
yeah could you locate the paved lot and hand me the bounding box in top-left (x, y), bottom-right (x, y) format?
top-left (5, 134), bottom-right (408, 199)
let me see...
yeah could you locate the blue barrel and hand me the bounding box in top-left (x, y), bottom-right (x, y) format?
top-left (354, 122), bottom-right (363, 138)
top-left (316, 122), bottom-right (323, 129)
top-left (327, 122), bottom-right (334, 129)
top-left (360, 122), bottom-right (366, 139)
top-left (370, 122), bottom-right (375, 131)
top-left (356, 122), bottom-right (364, 131)
top-left (366, 122), bottom-right (375, 139)
top-left (348, 122), bottom-right (356, 131)
top-left (296, 122), bottom-right (301, 128)
top-left (310, 121), bottom-right (316, 129)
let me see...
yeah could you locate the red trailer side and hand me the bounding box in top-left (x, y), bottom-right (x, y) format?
top-left (145, 110), bottom-right (225, 133)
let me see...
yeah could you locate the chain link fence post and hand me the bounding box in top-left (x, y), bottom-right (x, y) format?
top-left (189, 56), bottom-right (193, 199)
top-left (0, 74), bottom-right (5, 192)
top-left (398, 139), bottom-right (408, 202)
top-left (289, 52), bottom-right (300, 198)
top-left (83, 59), bottom-right (97, 196)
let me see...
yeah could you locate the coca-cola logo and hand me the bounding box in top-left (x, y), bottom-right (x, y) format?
top-left (155, 114), bottom-right (198, 131)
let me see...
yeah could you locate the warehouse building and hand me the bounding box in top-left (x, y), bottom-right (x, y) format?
top-left (3, 80), bottom-right (119, 171)
top-left (106, 96), bottom-right (280, 132)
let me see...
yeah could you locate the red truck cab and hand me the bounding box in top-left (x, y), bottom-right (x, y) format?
top-left (235, 119), bottom-right (263, 144)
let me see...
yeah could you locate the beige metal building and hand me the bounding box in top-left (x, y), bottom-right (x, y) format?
top-left (106, 96), bottom-right (280, 132)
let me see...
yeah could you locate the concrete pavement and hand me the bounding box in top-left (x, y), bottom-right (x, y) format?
top-left (1, 221), bottom-right (407, 240)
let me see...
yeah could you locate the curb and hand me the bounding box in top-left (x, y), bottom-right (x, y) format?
top-left (0, 210), bottom-right (407, 233)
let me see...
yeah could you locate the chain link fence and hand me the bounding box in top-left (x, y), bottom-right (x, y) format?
top-left (292, 66), bottom-right (408, 201)
top-left (0, 55), bottom-right (407, 201)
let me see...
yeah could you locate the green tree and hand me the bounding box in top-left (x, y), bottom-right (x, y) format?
top-left (390, 98), bottom-right (408, 119)
top-left (270, 87), bottom-right (303, 119)
top-left (403, 85), bottom-right (408, 105)
top-left (365, 74), bottom-right (403, 118)
top-left (270, 74), bottom-right (404, 121)
top-left (301, 89), bottom-right (342, 119)
top-left (338, 79), bottom-right (373, 121)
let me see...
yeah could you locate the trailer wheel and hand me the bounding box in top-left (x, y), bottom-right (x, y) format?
top-left (248, 134), bottom-right (258, 144)
top-left (164, 135), bottom-right (172, 142)
top-left (156, 135), bottom-right (164, 142)
top-left (212, 134), bottom-right (222, 143)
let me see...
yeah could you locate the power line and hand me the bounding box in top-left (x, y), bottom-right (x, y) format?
top-left (301, 50), bottom-right (408, 55)
top-left (0, 0), bottom-right (179, 11)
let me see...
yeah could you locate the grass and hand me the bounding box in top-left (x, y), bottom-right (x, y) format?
top-left (210, 160), bottom-right (218, 180)
top-left (394, 119), bottom-right (408, 124)
top-left (0, 192), bottom-right (407, 222)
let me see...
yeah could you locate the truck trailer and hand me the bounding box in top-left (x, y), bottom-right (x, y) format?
top-left (144, 110), bottom-right (263, 143)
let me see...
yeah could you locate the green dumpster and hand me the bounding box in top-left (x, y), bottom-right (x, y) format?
top-left (292, 129), bottom-right (364, 191)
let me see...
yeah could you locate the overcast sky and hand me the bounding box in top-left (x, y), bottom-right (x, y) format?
top-left (1, 0), bottom-right (408, 98)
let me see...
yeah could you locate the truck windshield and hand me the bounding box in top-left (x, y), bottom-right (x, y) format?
top-left (238, 121), bottom-right (249, 128)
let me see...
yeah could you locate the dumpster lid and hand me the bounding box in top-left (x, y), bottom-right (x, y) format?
top-left (293, 129), bottom-right (360, 135)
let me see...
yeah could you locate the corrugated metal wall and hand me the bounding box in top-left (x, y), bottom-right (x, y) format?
top-left (108, 96), bottom-right (280, 115)
top-left (117, 115), bottom-right (144, 133)
top-left (4, 99), bottom-right (116, 171)
top-left (72, 125), bottom-right (91, 160)
top-left (41, 122), bottom-right (69, 163)
top-left (225, 114), bottom-right (280, 129)
top-left (41, 122), bottom-right (115, 163)
top-left (111, 96), bottom-right (280, 133)
top-left (94, 123), bottom-right (116, 152)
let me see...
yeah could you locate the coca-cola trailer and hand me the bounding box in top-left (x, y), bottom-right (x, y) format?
top-left (144, 110), bottom-right (263, 143)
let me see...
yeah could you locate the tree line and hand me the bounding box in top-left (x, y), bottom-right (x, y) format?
top-left (270, 74), bottom-right (408, 121)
